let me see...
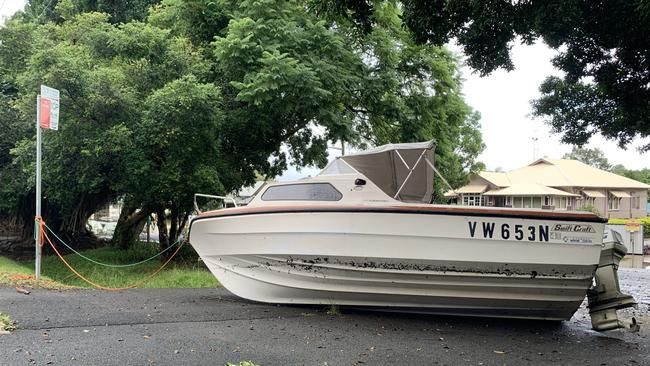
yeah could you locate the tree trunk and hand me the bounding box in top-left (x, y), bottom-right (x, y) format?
top-left (156, 207), bottom-right (169, 253)
top-left (169, 206), bottom-right (179, 248)
top-left (112, 203), bottom-right (150, 249)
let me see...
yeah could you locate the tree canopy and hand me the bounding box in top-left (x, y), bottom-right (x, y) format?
top-left (324, 0), bottom-right (650, 152)
top-left (0, 0), bottom-right (486, 247)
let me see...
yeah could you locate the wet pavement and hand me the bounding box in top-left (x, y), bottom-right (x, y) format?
top-left (0, 269), bottom-right (648, 366)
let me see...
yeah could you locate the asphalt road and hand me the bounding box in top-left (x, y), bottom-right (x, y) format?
top-left (0, 269), bottom-right (649, 366)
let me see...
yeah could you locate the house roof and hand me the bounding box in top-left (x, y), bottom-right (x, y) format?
top-left (455, 184), bottom-right (488, 194)
top-left (483, 184), bottom-right (578, 197)
top-left (477, 171), bottom-right (511, 187)
top-left (508, 159), bottom-right (650, 189)
top-left (467, 159), bottom-right (650, 191)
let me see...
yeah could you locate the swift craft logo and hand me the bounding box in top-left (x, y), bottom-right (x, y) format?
top-left (552, 224), bottom-right (595, 233)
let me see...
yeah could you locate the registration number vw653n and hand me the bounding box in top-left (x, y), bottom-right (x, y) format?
top-left (468, 221), bottom-right (549, 242)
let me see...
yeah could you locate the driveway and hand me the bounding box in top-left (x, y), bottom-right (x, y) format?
top-left (0, 269), bottom-right (649, 366)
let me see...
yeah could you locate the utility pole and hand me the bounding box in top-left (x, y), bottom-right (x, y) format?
top-left (532, 135), bottom-right (539, 161)
top-left (35, 95), bottom-right (42, 282)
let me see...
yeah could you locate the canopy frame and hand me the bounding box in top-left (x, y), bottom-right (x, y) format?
top-left (320, 140), bottom-right (455, 203)
top-left (393, 149), bottom-right (428, 199)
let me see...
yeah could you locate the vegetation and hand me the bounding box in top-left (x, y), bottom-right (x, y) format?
top-left (576, 204), bottom-right (601, 217)
top-left (0, 255), bottom-right (72, 289)
top-left (0, 0), bottom-right (486, 249)
top-left (324, 0), bottom-right (650, 151)
top-left (0, 244), bottom-right (219, 289)
top-left (563, 147), bottom-right (611, 171)
top-left (608, 217), bottom-right (650, 238)
top-left (0, 312), bottom-right (16, 332)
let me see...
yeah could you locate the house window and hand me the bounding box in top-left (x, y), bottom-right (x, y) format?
top-left (513, 196), bottom-right (523, 208)
top-left (632, 196), bottom-right (640, 209)
top-left (531, 197), bottom-right (542, 208)
top-left (462, 193), bottom-right (482, 206)
top-left (608, 195), bottom-right (620, 210)
top-left (557, 197), bottom-right (567, 209)
top-left (505, 196), bottom-right (512, 206)
top-left (543, 196), bottom-right (552, 206)
top-left (483, 196), bottom-right (493, 206)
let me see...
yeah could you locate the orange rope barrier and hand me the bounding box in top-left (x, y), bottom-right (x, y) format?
top-left (35, 215), bottom-right (45, 249)
top-left (42, 226), bottom-right (186, 292)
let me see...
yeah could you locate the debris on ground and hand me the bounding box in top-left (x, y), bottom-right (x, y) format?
top-left (15, 287), bottom-right (30, 295)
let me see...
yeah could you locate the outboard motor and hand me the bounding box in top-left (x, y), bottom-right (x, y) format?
top-left (587, 228), bottom-right (638, 331)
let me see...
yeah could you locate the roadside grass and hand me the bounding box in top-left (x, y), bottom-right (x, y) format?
top-left (0, 256), bottom-right (71, 289)
top-left (0, 243), bottom-right (219, 289)
top-left (0, 312), bottom-right (16, 332)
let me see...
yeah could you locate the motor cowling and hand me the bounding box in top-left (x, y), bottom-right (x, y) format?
top-left (587, 228), bottom-right (638, 331)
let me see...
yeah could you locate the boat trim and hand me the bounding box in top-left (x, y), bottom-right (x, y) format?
top-left (191, 204), bottom-right (607, 224)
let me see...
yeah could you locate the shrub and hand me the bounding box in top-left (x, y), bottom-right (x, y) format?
top-left (577, 204), bottom-right (601, 216)
top-left (608, 217), bottom-right (650, 238)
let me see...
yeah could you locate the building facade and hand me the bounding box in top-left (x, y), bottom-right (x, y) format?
top-left (448, 158), bottom-right (649, 219)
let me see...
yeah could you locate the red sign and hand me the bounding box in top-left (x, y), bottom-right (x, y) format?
top-left (39, 97), bottom-right (51, 129)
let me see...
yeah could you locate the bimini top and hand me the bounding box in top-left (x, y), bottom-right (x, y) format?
top-left (319, 140), bottom-right (436, 203)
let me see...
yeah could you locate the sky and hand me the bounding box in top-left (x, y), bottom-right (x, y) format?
top-left (454, 41), bottom-right (650, 172)
top-left (2, 2), bottom-right (648, 181)
top-left (0, 1), bottom-right (26, 23)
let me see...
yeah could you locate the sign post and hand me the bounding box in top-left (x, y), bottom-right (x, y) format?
top-left (35, 85), bottom-right (60, 282)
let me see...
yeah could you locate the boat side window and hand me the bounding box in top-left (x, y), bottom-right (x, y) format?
top-left (261, 183), bottom-right (343, 201)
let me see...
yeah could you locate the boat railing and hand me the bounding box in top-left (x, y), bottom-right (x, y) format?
top-left (193, 193), bottom-right (238, 214)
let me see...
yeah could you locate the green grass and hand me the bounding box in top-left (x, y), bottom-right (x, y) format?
top-left (0, 256), bottom-right (32, 275)
top-left (0, 243), bottom-right (219, 289)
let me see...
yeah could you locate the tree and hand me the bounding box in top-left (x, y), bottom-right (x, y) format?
top-left (210, 0), bottom-right (367, 183)
top-left (152, 1), bottom-right (485, 194)
top-left (1, 0), bottom-right (486, 248)
top-left (318, 2), bottom-right (485, 197)
top-left (0, 11), bottom-right (217, 248)
top-left (130, 75), bottom-right (223, 250)
top-left (562, 147), bottom-right (611, 171)
top-left (322, 0), bottom-right (650, 151)
top-left (24, 0), bottom-right (161, 24)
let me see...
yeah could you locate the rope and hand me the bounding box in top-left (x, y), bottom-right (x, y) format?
top-left (42, 228), bottom-right (186, 291)
top-left (42, 222), bottom-right (182, 268)
top-left (35, 215), bottom-right (45, 249)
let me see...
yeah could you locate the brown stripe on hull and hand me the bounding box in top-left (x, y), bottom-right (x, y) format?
top-left (193, 204), bottom-right (606, 223)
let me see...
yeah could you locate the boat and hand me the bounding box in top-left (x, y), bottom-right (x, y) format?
top-left (188, 141), bottom-right (636, 330)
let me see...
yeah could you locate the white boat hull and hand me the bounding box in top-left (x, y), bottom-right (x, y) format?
top-left (189, 208), bottom-right (605, 320)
